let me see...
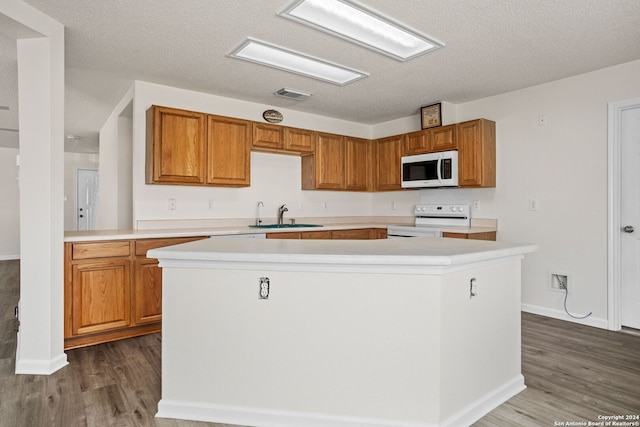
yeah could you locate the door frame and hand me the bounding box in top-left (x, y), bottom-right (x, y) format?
top-left (607, 97), bottom-right (640, 331)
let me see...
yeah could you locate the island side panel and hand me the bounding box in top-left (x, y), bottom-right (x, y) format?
top-left (160, 268), bottom-right (443, 425)
top-left (439, 258), bottom-right (525, 422)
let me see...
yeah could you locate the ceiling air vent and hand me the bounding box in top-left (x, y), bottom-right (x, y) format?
top-left (273, 87), bottom-right (312, 101)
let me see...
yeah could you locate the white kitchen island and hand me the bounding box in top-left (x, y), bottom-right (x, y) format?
top-left (148, 236), bottom-right (537, 427)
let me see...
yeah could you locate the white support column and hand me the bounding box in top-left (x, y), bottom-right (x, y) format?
top-left (2, 1), bottom-right (67, 375)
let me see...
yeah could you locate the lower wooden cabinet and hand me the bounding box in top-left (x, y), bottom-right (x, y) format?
top-left (443, 231), bottom-right (496, 241)
top-left (64, 236), bottom-right (206, 349)
top-left (266, 228), bottom-right (387, 240)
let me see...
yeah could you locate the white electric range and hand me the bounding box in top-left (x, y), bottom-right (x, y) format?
top-left (387, 204), bottom-right (471, 238)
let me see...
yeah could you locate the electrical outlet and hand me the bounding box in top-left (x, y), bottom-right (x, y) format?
top-left (259, 277), bottom-right (270, 299)
top-left (207, 200), bottom-right (214, 210)
top-left (529, 198), bottom-right (538, 211)
top-left (472, 200), bottom-right (480, 211)
top-left (168, 198), bottom-right (176, 211)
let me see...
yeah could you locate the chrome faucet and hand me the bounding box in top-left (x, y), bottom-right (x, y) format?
top-left (256, 201), bottom-right (264, 226)
top-left (277, 204), bottom-right (288, 225)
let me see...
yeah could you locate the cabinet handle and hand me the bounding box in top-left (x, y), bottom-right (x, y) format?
top-left (470, 277), bottom-right (477, 298)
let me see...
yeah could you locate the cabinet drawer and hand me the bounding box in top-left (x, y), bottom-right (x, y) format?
top-left (71, 241), bottom-right (131, 260)
top-left (135, 236), bottom-right (206, 257)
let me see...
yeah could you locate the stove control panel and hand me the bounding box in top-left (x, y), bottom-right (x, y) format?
top-left (414, 204), bottom-right (470, 217)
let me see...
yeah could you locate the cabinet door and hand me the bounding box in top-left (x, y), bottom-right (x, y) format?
top-left (331, 229), bottom-right (372, 240)
top-left (207, 115), bottom-right (251, 186)
top-left (146, 106), bottom-right (206, 185)
top-left (457, 119), bottom-right (496, 187)
top-left (71, 259), bottom-right (131, 335)
top-left (252, 122), bottom-right (283, 150)
top-left (403, 130), bottom-right (429, 155)
top-left (345, 137), bottom-right (370, 191)
top-left (266, 232), bottom-right (301, 239)
top-left (284, 127), bottom-right (315, 153)
top-left (133, 259), bottom-right (163, 325)
top-left (429, 124), bottom-right (457, 152)
top-left (301, 230), bottom-right (332, 239)
top-left (315, 132), bottom-right (345, 190)
top-left (374, 135), bottom-right (403, 191)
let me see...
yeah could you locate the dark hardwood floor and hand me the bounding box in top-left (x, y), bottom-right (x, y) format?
top-left (1, 259), bottom-right (639, 426)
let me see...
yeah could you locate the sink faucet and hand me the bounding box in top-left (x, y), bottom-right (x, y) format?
top-left (256, 201), bottom-right (264, 226)
top-left (277, 204), bottom-right (288, 225)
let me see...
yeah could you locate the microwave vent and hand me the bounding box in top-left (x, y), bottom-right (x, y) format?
top-left (273, 87), bottom-right (312, 101)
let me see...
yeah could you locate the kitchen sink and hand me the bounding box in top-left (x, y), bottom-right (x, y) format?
top-left (249, 224), bottom-right (323, 229)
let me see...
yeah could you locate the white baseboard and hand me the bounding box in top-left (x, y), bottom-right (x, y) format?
top-left (440, 375), bottom-right (525, 427)
top-left (14, 348), bottom-right (68, 375)
top-left (521, 304), bottom-right (608, 329)
top-left (0, 255), bottom-right (20, 261)
top-left (156, 375), bottom-right (525, 427)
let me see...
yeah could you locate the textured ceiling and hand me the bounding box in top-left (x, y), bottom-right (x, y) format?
top-left (2, 0), bottom-right (640, 152)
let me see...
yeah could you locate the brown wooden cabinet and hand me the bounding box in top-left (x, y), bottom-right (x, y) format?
top-left (374, 135), bottom-right (403, 191)
top-left (443, 231), bottom-right (496, 241)
top-left (64, 236), bottom-right (206, 349)
top-left (266, 228), bottom-right (387, 240)
top-left (402, 124), bottom-right (456, 156)
top-left (207, 115), bottom-right (251, 186)
top-left (302, 132), bottom-right (345, 190)
top-left (456, 119), bottom-right (496, 187)
top-left (430, 124), bottom-right (457, 152)
top-left (146, 106), bottom-right (207, 185)
top-left (252, 122), bottom-right (283, 150)
top-left (284, 127), bottom-right (315, 153)
top-left (302, 134), bottom-right (371, 191)
top-left (345, 137), bottom-right (371, 191)
top-left (146, 106), bottom-right (250, 187)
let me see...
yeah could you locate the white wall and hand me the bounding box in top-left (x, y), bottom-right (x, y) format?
top-left (63, 152), bottom-right (99, 231)
top-left (0, 147), bottom-right (20, 259)
top-left (97, 86), bottom-right (133, 229)
top-left (131, 81), bottom-right (376, 227)
top-left (453, 59), bottom-right (640, 327)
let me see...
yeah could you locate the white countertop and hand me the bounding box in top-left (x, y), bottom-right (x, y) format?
top-left (63, 222), bottom-right (497, 242)
top-left (148, 235), bottom-right (537, 273)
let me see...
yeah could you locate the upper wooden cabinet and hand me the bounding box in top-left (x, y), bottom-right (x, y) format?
top-left (252, 122), bottom-right (283, 150)
top-left (402, 124), bottom-right (457, 156)
top-left (374, 134), bottom-right (403, 191)
top-left (430, 124), bottom-right (457, 152)
top-left (251, 123), bottom-right (315, 154)
top-left (345, 137), bottom-right (371, 191)
top-left (206, 115), bottom-right (251, 187)
top-left (456, 119), bottom-right (496, 187)
top-left (302, 134), bottom-right (371, 191)
top-left (146, 106), bottom-right (250, 187)
top-left (302, 132), bottom-right (345, 190)
top-left (146, 106), bottom-right (207, 185)
top-left (284, 127), bottom-right (315, 153)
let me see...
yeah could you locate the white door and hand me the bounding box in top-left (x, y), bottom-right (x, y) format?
top-left (76, 168), bottom-right (99, 231)
top-left (620, 104), bottom-right (640, 329)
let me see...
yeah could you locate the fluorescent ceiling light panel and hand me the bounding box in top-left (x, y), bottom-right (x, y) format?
top-left (229, 38), bottom-right (367, 85)
top-left (280, 0), bottom-right (443, 61)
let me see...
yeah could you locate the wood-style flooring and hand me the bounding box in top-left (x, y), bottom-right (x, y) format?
top-left (1, 259), bottom-right (639, 426)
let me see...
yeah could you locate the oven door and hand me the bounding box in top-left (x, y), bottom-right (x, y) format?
top-left (387, 225), bottom-right (443, 238)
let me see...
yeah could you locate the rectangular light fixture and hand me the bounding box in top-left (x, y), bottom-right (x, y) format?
top-left (228, 38), bottom-right (368, 86)
top-left (279, 0), bottom-right (443, 62)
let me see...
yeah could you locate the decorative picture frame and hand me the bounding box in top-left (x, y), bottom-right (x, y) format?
top-left (421, 103), bottom-right (442, 129)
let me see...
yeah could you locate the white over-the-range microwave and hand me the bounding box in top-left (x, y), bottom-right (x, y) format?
top-left (401, 150), bottom-right (458, 188)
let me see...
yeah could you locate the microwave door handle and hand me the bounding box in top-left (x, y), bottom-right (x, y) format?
top-left (437, 156), bottom-right (443, 182)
